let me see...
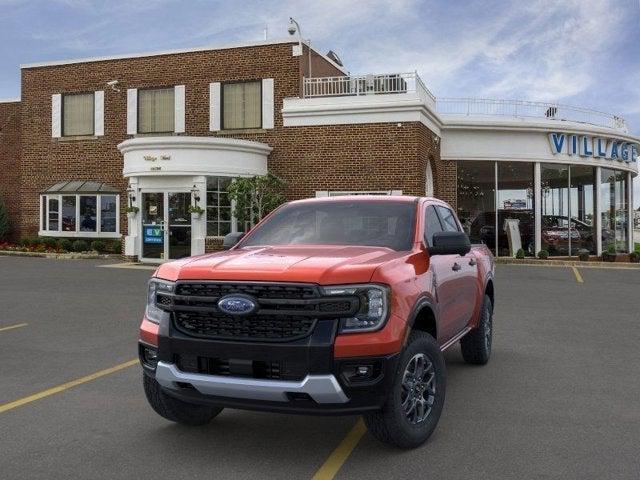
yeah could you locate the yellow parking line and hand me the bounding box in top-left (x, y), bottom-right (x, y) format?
top-left (571, 266), bottom-right (584, 283)
top-left (312, 418), bottom-right (367, 480)
top-left (0, 323), bottom-right (28, 333)
top-left (0, 359), bottom-right (138, 414)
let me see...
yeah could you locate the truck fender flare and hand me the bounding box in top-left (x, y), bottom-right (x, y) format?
top-left (403, 296), bottom-right (439, 346)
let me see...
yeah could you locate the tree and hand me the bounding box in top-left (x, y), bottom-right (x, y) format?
top-left (227, 174), bottom-right (286, 230)
top-left (0, 195), bottom-right (10, 240)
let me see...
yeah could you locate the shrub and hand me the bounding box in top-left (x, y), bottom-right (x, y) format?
top-left (629, 251), bottom-right (640, 263)
top-left (515, 248), bottom-right (525, 259)
top-left (58, 238), bottom-right (73, 252)
top-left (577, 249), bottom-right (590, 262)
top-left (72, 239), bottom-right (89, 252)
top-left (20, 236), bottom-right (38, 247)
top-left (606, 244), bottom-right (617, 254)
top-left (537, 250), bottom-right (549, 260)
top-left (40, 237), bottom-right (58, 249)
top-left (90, 240), bottom-right (106, 252)
top-left (111, 239), bottom-right (122, 254)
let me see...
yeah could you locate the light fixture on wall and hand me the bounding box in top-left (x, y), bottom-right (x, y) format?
top-left (191, 185), bottom-right (201, 203)
top-left (126, 186), bottom-right (136, 204)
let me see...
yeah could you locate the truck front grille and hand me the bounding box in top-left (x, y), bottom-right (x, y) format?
top-left (174, 312), bottom-right (316, 342)
top-left (160, 281), bottom-right (359, 343)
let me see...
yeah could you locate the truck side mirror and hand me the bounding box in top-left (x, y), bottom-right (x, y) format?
top-left (222, 232), bottom-right (246, 250)
top-left (428, 231), bottom-right (471, 256)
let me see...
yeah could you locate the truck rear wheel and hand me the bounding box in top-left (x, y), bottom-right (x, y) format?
top-left (143, 374), bottom-right (223, 426)
top-left (363, 331), bottom-right (446, 449)
top-left (460, 294), bottom-right (493, 365)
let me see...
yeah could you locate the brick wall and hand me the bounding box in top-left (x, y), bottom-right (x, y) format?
top-left (16, 41), bottom-right (448, 243)
top-left (0, 101), bottom-right (20, 239)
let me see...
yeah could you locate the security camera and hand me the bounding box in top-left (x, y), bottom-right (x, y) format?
top-left (287, 24), bottom-right (297, 35)
top-left (106, 80), bottom-right (120, 92)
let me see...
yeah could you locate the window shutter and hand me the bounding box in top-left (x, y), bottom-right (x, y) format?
top-left (174, 85), bottom-right (185, 133)
top-left (262, 78), bottom-right (274, 129)
top-left (94, 90), bottom-right (104, 136)
top-left (126, 88), bottom-right (137, 135)
top-left (209, 82), bottom-right (221, 131)
top-left (51, 94), bottom-right (62, 138)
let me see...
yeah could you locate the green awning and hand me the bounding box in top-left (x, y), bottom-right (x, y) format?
top-left (42, 181), bottom-right (120, 194)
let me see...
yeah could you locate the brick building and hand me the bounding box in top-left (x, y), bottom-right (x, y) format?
top-left (0, 38), bottom-right (638, 261)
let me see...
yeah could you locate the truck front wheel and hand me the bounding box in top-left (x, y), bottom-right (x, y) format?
top-left (143, 374), bottom-right (223, 426)
top-left (363, 331), bottom-right (446, 448)
top-left (460, 294), bottom-right (493, 365)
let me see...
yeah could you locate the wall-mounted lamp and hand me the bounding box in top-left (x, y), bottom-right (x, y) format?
top-left (191, 185), bottom-right (201, 203)
top-left (126, 187), bottom-right (136, 204)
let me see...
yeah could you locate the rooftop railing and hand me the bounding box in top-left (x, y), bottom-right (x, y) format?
top-left (302, 72), bottom-right (436, 106)
top-left (301, 73), bottom-right (628, 132)
top-left (436, 97), bottom-right (628, 132)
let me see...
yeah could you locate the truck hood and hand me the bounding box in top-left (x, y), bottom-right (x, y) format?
top-left (155, 245), bottom-right (406, 284)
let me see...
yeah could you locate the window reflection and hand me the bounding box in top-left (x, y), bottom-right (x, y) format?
top-left (569, 166), bottom-right (596, 255)
top-left (497, 163), bottom-right (535, 256)
top-left (456, 161), bottom-right (496, 253)
top-left (601, 169), bottom-right (628, 253)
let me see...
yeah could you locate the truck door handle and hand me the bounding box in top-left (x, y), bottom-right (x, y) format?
top-left (452, 262), bottom-right (461, 271)
top-left (468, 258), bottom-right (477, 266)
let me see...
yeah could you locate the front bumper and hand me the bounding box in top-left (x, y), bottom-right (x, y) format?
top-left (141, 316), bottom-right (399, 415)
top-left (155, 361), bottom-right (349, 404)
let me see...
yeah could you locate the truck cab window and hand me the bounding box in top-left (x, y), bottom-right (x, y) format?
top-left (436, 206), bottom-right (461, 232)
top-left (424, 205), bottom-right (444, 247)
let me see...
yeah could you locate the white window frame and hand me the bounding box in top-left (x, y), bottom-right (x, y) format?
top-left (39, 193), bottom-right (120, 238)
top-left (205, 176), bottom-right (236, 238)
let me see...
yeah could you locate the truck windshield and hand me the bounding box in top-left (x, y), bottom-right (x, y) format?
top-left (239, 200), bottom-right (416, 251)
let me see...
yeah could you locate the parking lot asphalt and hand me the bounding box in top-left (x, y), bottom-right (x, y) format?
top-left (1, 257), bottom-right (639, 479)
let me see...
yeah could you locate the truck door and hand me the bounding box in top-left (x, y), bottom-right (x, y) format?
top-left (433, 205), bottom-right (478, 336)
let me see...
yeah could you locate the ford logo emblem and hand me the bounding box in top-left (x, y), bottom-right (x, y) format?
top-left (217, 295), bottom-right (257, 316)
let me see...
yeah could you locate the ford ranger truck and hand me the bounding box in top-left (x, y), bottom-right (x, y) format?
top-left (139, 196), bottom-right (495, 448)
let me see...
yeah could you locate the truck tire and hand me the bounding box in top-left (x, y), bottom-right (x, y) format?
top-left (460, 294), bottom-right (493, 365)
top-left (143, 374), bottom-right (223, 426)
top-left (363, 331), bottom-right (446, 449)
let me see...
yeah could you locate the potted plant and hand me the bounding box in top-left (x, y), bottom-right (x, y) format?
top-left (125, 206), bottom-right (139, 219)
top-left (603, 244), bottom-right (617, 262)
top-left (577, 249), bottom-right (590, 262)
top-left (188, 205), bottom-right (205, 219)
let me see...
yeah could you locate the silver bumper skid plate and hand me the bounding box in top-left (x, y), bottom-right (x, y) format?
top-left (155, 361), bottom-right (349, 404)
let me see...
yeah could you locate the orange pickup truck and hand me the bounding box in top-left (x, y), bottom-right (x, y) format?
top-left (139, 196), bottom-right (495, 448)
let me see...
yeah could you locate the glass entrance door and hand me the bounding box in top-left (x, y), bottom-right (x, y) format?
top-left (167, 192), bottom-right (191, 260)
top-left (141, 192), bottom-right (192, 262)
top-left (141, 192), bottom-right (165, 260)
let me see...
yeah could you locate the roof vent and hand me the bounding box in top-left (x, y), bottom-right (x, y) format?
top-left (326, 50), bottom-right (343, 67)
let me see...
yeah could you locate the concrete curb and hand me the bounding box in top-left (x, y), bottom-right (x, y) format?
top-left (497, 258), bottom-right (640, 269)
top-left (0, 250), bottom-right (121, 260)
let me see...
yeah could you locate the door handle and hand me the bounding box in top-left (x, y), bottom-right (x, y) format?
top-left (468, 258), bottom-right (477, 266)
top-left (452, 262), bottom-right (462, 271)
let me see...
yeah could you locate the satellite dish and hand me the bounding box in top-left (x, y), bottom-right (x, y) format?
top-left (326, 50), bottom-right (343, 67)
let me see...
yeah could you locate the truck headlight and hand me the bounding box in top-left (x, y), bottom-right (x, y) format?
top-left (145, 279), bottom-right (175, 324)
top-left (322, 284), bottom-right (390, 333)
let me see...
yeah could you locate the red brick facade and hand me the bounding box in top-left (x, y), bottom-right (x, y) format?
top-left (0, 101), bottom-right (21, 239)
top-left (7, 40), bottom-right (446, 243)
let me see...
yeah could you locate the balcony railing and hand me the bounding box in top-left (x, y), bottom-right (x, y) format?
top-left (303, 72), bottom-right (436, 106)
top-left (436, 97), bottom-right (628, 132)
top-left (301, 74), bottom-right (628, 132)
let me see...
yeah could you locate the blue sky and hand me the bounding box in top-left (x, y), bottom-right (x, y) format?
top-left (1, 0), bottom-right (639, 203)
